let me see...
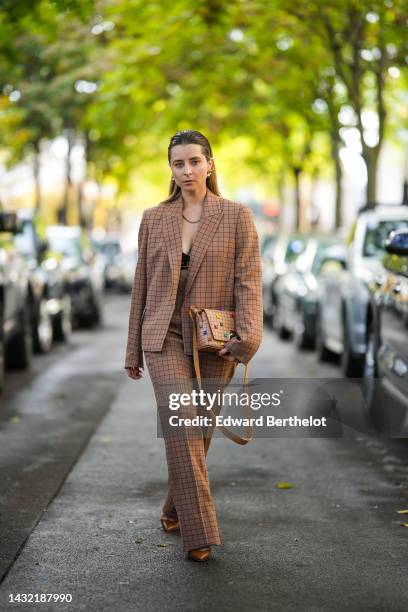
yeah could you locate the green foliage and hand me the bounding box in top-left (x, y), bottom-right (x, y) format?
top-left (0, 0), bottom-right (406, 206)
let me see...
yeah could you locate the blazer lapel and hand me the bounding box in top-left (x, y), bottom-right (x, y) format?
top-left (161, 188), bottom-right (224, 302)
top-left (184, 192), bottom-right (224, 296)
top-left (162, 198), bottom-right (183, 304)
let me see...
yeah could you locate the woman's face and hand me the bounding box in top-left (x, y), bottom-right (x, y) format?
top-left (169, 143), bottom-right (212, 190)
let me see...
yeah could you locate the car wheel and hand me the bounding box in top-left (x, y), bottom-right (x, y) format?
top-left (6, 302), bottom-right (33, 369)
top-left (32, 296), bottom-right (53, 354)
top-left (279, 325), bottom-right (290, 340)
top-left (341, 315), bottom-right (365, 378)
top-left (315, 312), bottom-right (336, 362)
top-left (93, 300), bottom-right (103, 326)
top-left (363, 321), bottom-right (390, 435)
top-left (263, 289), bottom-right (274, 329)
top-left (0, 300), bottom-right (4, 393)
top-left (362, 320), bottom-right (376, 415)
top-left (78, 296), bottom-right (102, 328)
top-left (263, 310), bottom-right (272, 327)
top-left (53, 294), bottom-right (73, 342)
top-left (293, 306), bottom-right (314, 350)
top-left (274, 301), bottom-right (290, 340)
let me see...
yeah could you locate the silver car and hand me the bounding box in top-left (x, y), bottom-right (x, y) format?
top-left (262, 232), bottom-right (307, 328)
top-left (316, 205), bottom-right (408, 377)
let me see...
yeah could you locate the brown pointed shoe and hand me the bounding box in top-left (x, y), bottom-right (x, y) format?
top-left (187, 547), bottom-right (211, 562)
top-left (160, 517), bottom-right (180, 533)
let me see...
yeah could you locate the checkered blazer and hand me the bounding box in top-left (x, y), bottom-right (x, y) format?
top-left (124, 188), bottom-right (263, 370)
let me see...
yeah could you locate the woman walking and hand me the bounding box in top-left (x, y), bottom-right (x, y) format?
top-left (124, 129), bottom-right (263, 562)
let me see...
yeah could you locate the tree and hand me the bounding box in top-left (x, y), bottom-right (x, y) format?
top-left (283, 0), bottom-right (408, 204)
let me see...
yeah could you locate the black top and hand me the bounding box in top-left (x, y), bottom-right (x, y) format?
top-left (181, 251), bottom-right (190, 270)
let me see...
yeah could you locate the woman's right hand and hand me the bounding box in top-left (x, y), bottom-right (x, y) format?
top-left (126, 367), bottom-right (143, 380)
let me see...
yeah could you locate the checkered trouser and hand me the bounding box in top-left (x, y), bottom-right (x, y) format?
top-left (144, 329), bottom-right (236, 553)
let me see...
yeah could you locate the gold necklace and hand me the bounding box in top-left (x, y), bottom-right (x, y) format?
top-left (181, 192), bottom-right (206, 223)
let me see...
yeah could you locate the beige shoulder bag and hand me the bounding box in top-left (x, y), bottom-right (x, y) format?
top-left (189, 304), bottom-right (253, 446)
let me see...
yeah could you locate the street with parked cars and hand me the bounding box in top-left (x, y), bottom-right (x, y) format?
top-left (262, 203), bottom-right (408, 438)
top-left (0, 211), bottom-right (135, 395)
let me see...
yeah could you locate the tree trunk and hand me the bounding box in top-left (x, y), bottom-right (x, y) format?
top-left (364, 146), bottom-right (379, 206)
top-left (331, 137), bottom-right (343, 228)
top-left (33, 140), bottom-right (41, 213)
top-left (293, 166), bottom-right (301, 231)
top-left (77, 131), bottom-right (90, 228)
top-left (277, 165), bottom-right (286, 230)
top-left (310, 167), bottom-right (320, 229)
top-left (402, 143), bottom-right (408, 206)
top-left (77, 182), bottom-right (86, 228)
top-left (403, 180), bottom-right (408, 206)
top-left (58, 129), bottom-right (75, 225)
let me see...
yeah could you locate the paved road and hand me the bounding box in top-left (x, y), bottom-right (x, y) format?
top-left (0, 294), bottom-right (407, 611)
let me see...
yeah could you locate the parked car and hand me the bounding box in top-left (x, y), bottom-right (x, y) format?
top-left (92, 236), bottom-right (122, 289)
top-left (316, 206), bottom-right (408, 377)
top-left (45, 225), bottom-right (104, 327)
top-left (0, 212), bottom-right (33, 385)
top-left (364, 228), bottom-right (408, 435)
top-left (262, 232), bottom-right (307, 328)
top-left (109, 249), bottom-right (138, 293)
top-left (273, 235), bottom-right (346, 348)
top-left (260, 232), bottom-right (277, 258)
top-left (13, 209), bottom-right (72, 347)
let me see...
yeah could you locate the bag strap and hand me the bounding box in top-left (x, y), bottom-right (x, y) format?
top-left (189, 308), bottom-right (253, 446)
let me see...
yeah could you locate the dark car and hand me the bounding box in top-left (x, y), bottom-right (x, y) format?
top-left (13, 210), bottom-right (72, 347)
top-left (364, 228), bottom-right (408, 435)
top-left (273, 235), bottom-right (346, 348)
top-left (45, 225), bottom-right (104, 327)
top-left (0, 212), bottom-right (32, 388)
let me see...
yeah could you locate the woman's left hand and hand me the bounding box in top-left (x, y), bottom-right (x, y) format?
top-left (217, 348), bottom-right (239, 363)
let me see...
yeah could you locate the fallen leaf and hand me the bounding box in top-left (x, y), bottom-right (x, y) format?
top-left (276, 481), bottom-right (293, 489)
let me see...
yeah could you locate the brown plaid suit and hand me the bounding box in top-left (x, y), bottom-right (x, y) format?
top-left (124, 187), bottom-right (263, 553)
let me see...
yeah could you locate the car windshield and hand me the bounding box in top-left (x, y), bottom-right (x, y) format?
top-left (311, 243), bottom-right (341, 274)
top-left (14, 222), bottom-right (35, 257)
top-left (363, 220), bottom-right (408, 257)
top-left (96, 241), bottom-right (120, 257)
top-left (260, 235), bottom-right (276, 257)
top-left (47, 235), bottom-right (81, 258)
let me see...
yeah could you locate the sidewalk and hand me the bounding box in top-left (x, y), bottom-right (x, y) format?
top-left (1, 334), bottom-right (408, 611)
